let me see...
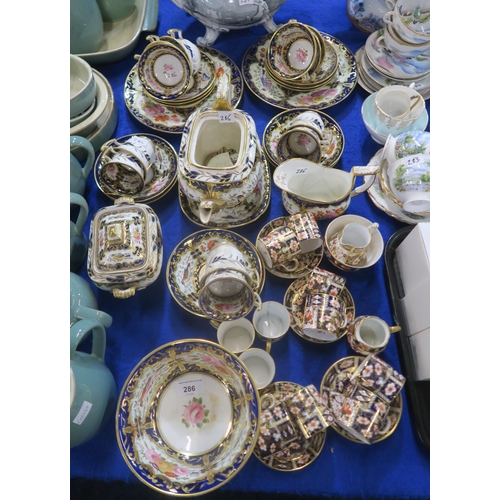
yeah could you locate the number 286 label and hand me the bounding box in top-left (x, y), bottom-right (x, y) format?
top-left (176, 378), bottom-right (205, 398)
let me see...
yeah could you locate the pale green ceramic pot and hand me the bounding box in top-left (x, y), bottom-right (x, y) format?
top-left (70, 319), bottom-right (116, 448)
top-left (70, 0), bottom-right (104, 54)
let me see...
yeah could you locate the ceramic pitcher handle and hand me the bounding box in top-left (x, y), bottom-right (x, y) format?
top-left (70, 192), bottom-right (89, 235)
top-left (70, 318), bottom-right (106, 362)
top-left (70, 136), bottom-right (95, 179)
top-left (350, 166), bottom-right (380, 198)
top-left (75, 305), bottom-right (113, 329)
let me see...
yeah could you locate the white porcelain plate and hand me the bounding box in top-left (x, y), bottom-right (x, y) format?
top-left (116, 339), bottom-right (260, 495)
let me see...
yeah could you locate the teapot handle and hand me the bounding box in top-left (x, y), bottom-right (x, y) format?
top-left (70, 192), bottom-right (89, 235)
top-left (212, 72), bottom-right (233, 111)
top-left (70, 318), bottom-right (106, 362)
top-left (350, 165), bottom-right (380, 198)
top-left (70, 136), bottom-right (95, 180)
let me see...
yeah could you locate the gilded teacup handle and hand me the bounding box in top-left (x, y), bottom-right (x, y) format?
top-left (350, 165), bottom-right (380, 197)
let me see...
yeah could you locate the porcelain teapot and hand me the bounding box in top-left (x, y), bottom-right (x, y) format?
top-left (70, 319), bottom-right (116, 448)
top-left (170, 0), bottom-right (288, 46)
top-left (273, 159), bottom-right (380, 220)
top-left (178, 73), bottom-right (266, 226)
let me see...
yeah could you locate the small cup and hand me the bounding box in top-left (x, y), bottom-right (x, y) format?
top-left (375, 88), bottom-right (413, 128)
top-left (286, 212), bottom-right (323, 253)
top-left (217, 318), bottom-right (255, 354)
top-left (302, 293), bottom-right (348, 342)
top-left (203, 242), bottom-right (253, 283)
top-left (200, 268), bottom-right (249, 298)
top-left (99, 150), bottom-right (146, 195)
top-left (384, 0), bottom-right (430, 44)
top-left (329, 384), bottom-right (390, 444)
top-left (285, 385), bottom-right (334, 440)
top-left (280, 126), bottom-right (325, 158)
top-left (347, 316), bottom-right (401, 356)
top-left (257, 225), bottom-right (301, 271)
top-left (290, 111), bottom-right (327, 139)
top-left (306, 266), bottom-right (346, 297)
top-left (330, 222), bottom-right (379, 266)
top-left (70, 54), bottom-right (96, 119)
top-left (240, 348), bottom-right (276, 391)
top-left (252, 301), bottom-right (290, 353)
top-left (350, 354), bottom-right (406, 404)
top-left (381, 23), bottom-right (430, 58)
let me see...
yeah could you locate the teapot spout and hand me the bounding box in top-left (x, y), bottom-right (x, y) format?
top-left (199, 198), bottom-right (227, 224)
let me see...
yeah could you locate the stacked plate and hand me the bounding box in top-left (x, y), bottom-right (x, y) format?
top-left (135, 31), bottom-right (216, 109)
top-left (265, 20), bottom-right (339, 92)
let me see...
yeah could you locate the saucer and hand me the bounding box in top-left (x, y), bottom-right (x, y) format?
top-left (362, 92), bottom-right (429, 145)
top-left (320, 356), bottom-right (403, 444)
top-left (263, 109), bottom-right (344, 168)
top-left (166, 229), bottom-right (265, 319)
top-left (347, 0), bottom-right (387, 34)
top-left (356, 47), bottom-right (430, 98)
top-left (366, 149), bottom-right (430, 224)
top-left (365, 30), bottom-right (430, 81)
top-left (178, 147), bottom-right (271, 229)
top-left (94, 133), bottom-right (178, 203)
top-left (253, 381), bottom-right (327, 471)
top-left (284, 276), bottom-right (355, 344)
top-left (256, 217), bottom-right (324, 279)
top-left (242, 31), bottom-right (357, 110)
top-left (124, 46), bottom-right (242, 134)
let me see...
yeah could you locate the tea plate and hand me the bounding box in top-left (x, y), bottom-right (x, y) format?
top-left (284, 276), bottom-right (355, 344)
top-left (366, 149), bottom-right (430, 224)
top-left (253, 381), bottom-right (326, 471)
top-left (347, 0), bottom-right (387, 34)
top-left (178, 147), bottom-right (271, 229)
top-left (124, 46), bottom-right (242, 134)
top-left (116, 339), bottom-right (260, 495)
top-left (166, 230), bottom-right (265, 319)
top-left (263, 109), bottom-right (344, 168)
top-left (256, 217), bottom-right (324, 279)
top-left (94, 133), bottom-right (178, 203)
top-left (365, 30), bottom-right (430, 81)
top-left (320, 356), bottom-right (403, 444)
top-left (242, 32), bottom-right (357, 110)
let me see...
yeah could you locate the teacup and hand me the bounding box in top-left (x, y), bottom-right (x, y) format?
top-left (285, 385), bottom-right (334, 440)
top-left (70, 55), bottom-right (96, 119)
top-left (240, 348), bottom-right (276, 390)
top-left (164, 29), bottom-right (202, 74)
top-left (99, 150), bottom-right (146, 195)
top-left (70, 272), bottom-right (113, 328)
top-left (329, 222), bottom-right (379, 266)
top-left (382, 130), bottom-right (431, 166)
top-left (70, 192), bottom-right (89, 272)
top-left (289, 111), bottom-right (328, 138)
top-left (202, 242), bottom-right (253, 284)
top-left (386, 153), bottom-right (430, 213)
top-left (279, 126), bottom-right (328, 160)
top-left (255, 392), bottom-right (298, 457)
top-left (329, 384), bottom-right (390, 444)
top-left (200, 268), bottom-right (249, 298)
top-left (70, 136), bottom-right (95, 196)
top-left (70, 319), bottom-right (117, 448)
top-left (384, 0), bottom-right (430, 44)
top-left (306, 266), bottom-right (346, 296)
top-left (257, 225), bottom-right (301, 271)
top-left (252, 301), bottom-right (290, 353)
top-left (350, 354), bottom-right (406, 404)
top-left (217, 317), bottom-right (255, 354)
top-left (381, 23), bottom-right (430, 58)
top-left (286, 212), bottom-right (323, 253)
top-left (303, 293), bottom-right (348, 342)
top-left (347, 316), bottom-right (401, 356)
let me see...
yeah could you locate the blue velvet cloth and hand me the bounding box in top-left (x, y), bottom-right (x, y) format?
top-left (70, 0), bottom-right (430, 498)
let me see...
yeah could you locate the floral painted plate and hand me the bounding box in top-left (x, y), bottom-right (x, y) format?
top-left (178, 147), bottom-right (271, 229)
top-left (256, 217), bottom-right (324, 279)
top-left (242, 31), bottom-right (357, 110)
top-left (283, 276), bottom-right (355, 344)
top-left (366, 149), bottom-right (430, 224)
top-left (253, 381), bottom-right (327, 471)
top-left (124, 46), bottom-right (242, 134)
top-left (320, 356), bottom-right (403, 444)
top-left (116, 339), bottom-right (260, 495)
top-left (94, 133), bottom-right (178, 203)
top-left (263, 109), bottom-right (344, 169)
top-left (166, 229), bottom-right (265, 319)
top-left (364, 30), bottom-right (430, 81)
top-left (347, 0), bottom-right (388, 34)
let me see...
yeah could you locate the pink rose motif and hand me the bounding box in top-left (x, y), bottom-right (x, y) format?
top-left (182, 397), bottom-right (210, 428)
top-left (145, 449), bottom-right (162, 463)
top-left (172, 466), bottom-right (190, 477)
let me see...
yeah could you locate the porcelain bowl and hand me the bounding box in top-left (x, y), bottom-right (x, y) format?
top-left (324, 214), bottom-right (384, 271)
top-left (70, 54), bottom-right (97, 118)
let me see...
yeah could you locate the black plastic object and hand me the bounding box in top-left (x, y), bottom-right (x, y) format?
top-left (384, 226), bottom-right (430, 451)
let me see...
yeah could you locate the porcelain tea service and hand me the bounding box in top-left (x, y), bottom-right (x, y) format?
top-left (274, 159), bottom-right (380, 220)
top-left (347, 315), bottom-right (401, 356)
top-left (70, 319), bottom-right (117, 448)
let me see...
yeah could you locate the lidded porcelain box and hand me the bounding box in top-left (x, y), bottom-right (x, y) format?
top-left (87, 197), bottom-right (163, 298)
